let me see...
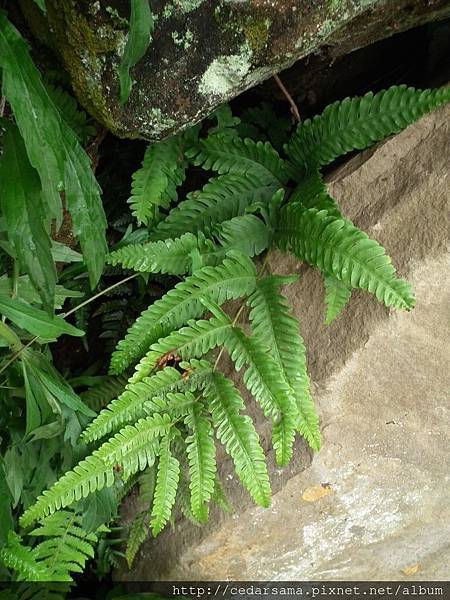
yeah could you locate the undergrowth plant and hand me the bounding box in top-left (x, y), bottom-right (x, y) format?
top-left (0, 5), bottom-right (449, 589)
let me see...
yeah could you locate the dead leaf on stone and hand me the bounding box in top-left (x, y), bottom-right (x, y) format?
top-left (302, 484), bottom-right (333, 502)
top-left (401, 564), bottom-right (420, 576)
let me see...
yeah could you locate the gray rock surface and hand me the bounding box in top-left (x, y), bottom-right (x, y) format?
top-left (119, 104), bottom-right (450, 580)
top-left (21, 0), bottom-right (450, 139)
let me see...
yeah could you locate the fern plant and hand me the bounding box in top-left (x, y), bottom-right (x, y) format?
top-left (15, 84), bottom-right (450, 576)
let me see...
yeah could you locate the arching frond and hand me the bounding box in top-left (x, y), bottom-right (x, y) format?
top-left (248, 275), bottom-right (320, 459)
top-left (276, 205), bottom-right (415, 310)
top-left (184, 399), bottom-right (216, 522)
top-left (286, 85), bottom-right (450, 175)
top-left (128, 135), bottom-right (186, 226)
top-left (20, 455), bottom-right (114, 528)
top-left (150, 434), bottom-right (180, 535)
top-left (110, 252), bottom-right (256, 374)
top-left (187, 134), bottom-right (288, 186)
top-left (108, 215), bottom-right (270, 276)
top-left (323, 274), bottom-right (352, 324)
top-left (151, 173), bottom-right (278, 241)
top-left (204, 372), bottom-right (270, 508)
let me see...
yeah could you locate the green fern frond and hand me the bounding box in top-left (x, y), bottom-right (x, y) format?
top-left (184, 399), bottom-right (216, 522)
top-left (82, 367), bottom-right (182, 442)
top-left (107, 233), bottom-right (213, 275)
top-left (20, 455), bottom-right (114, 528)
top-left (96, 413), bottom-right (172, 479)
top-left (323, 275), bottom-right (352, 324)
top-left (150, 434), bottom-right (180, 535)
top-left (0, 532), bottom-right (51, 581)
top-left (131, 313), bottom-right (232, 383)
top-left (81, 375), bottom-right (128, 413)
top-left (125, 468), bottom-right (155, 567)
top-left (205, 372), bottom-right (270, 508)
top-left (276, 205), bottom-right (415, 310)
top-left (128, 134), bottom-right (186, 226)
top-left (150, 391), bottom-right (198, 418)
top-left (286, 85), bottom-right (450, 175)
top-left (29, 511), bottom-right (97, 581)
top-left (110, 252), bottom-right (256, 374)
top-left (108, 215), bottom-right (270, 276)
top-left (151, 173), bottom-right (279, 241)
top-left (186, 134), bottom-right (288, 186)
top-left (22, 415), bottom-right (171, 527)
top-left (248, 275), bottom-right (320, 459)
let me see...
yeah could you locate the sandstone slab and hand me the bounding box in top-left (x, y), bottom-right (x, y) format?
top-left (119, 104), bottom-right (450, 580)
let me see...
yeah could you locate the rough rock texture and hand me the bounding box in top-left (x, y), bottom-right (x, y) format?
top-left (118, 104), bottom-right (450, 580)
top-left (21, 0), bottom-right (450, 139)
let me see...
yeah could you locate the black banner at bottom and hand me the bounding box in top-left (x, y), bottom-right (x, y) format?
top-left (0, 581), bottom-right (448, 600)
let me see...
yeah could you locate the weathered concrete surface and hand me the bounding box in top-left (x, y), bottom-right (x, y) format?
top-left (119, 104), bottom-right (450, 580)
top-left (20, 0), bottom-right (450, 139)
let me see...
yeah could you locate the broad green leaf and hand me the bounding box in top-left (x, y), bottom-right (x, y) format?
top-left (51, 241), bottom-right (83, 263)
top-left (32, 0), bottom-right (46, 12)
top-left (0, 123), bottom-right (56, 314)
top-left (0, 296), bottom-right (84, 339)
top-left (0, 465), bottom-right (13, 545)
top-left (79, 488), bottom-right (118, 533)
top-left (25, 351), bottom-right (95, 418)
top-left (3, 447), bottom-right (24, 507)
top-left (119, 0), bottom-right (154, 104)
top-left (0, 13), bottom-right (107, 287)
top-left (0, 275), bottom-right (83, 310)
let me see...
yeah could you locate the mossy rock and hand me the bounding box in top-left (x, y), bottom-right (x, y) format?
top-left (22, 0), bottom-right (450, 140)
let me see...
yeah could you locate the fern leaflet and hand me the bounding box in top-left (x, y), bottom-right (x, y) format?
top-left (150, 434), bottom-right (180, 535)
top-left (184, 399), bottom-right (217, 522)
top-left (131, 314), bottom-right (232, 383)
top-left (248, 275), bottom-right (320, 458)
top-left (108, 216), bottom-right (270, 275)
top-left (205, 372), bottom-right (270, 508)
top-left (323, 275), bottom-right (352, 324)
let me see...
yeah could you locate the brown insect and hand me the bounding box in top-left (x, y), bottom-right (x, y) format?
top-left (181, 368), bottom-right (192, 381)
top-left (113, 464), bottom-right (122, 474)
top-left (154, 350), bottom-right (181, 372)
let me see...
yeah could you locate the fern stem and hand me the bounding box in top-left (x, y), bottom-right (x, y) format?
top-left (273, 74), bottom-right (301, 122)
top-left (62, 273), bottom-right (139, 318)
top-left (213, 252), bottom-right (271, 370)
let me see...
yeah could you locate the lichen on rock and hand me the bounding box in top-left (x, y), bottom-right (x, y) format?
top-left (23, 0), bottom-right (450, 140)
